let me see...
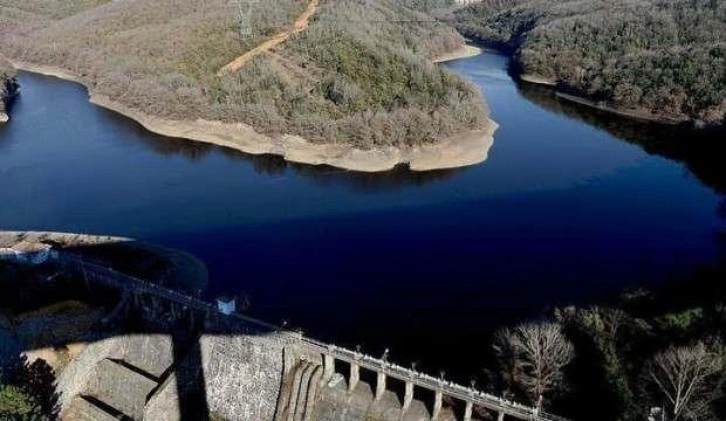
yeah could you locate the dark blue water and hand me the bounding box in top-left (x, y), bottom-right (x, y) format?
top-left (1, 52), bottom-right (723, 375)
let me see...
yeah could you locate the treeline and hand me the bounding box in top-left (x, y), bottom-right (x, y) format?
top-left (452, 0), bottom-right (725, 126)
top-left (482, 264), bottom-right (726, 420)
top-left (0, 0), bottom-right (489, 148)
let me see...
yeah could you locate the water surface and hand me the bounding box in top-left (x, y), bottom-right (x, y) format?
top-left (1, 51), bottom-right (724, 377)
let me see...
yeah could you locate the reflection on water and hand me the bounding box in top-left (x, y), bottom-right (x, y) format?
top-left (285, 163), bottom-right (463, 193)
top-left (517, 81), bottom-right (726, 275)
top-left (517, 83), bottom-right (726, 193)
top-left (97, 101), bottom-right (464, 193)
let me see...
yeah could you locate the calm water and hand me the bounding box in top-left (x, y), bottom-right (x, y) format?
top-left (1, 52), bottom-right (724, 376)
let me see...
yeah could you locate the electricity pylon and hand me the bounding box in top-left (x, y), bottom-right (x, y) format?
top-left (237, 0), bottom-right (259, 37)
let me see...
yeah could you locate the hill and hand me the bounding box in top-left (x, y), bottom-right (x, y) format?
top-left (0, 0), bottom-right (496, 171)
top-left (452, 0), bottom-right (725, 126)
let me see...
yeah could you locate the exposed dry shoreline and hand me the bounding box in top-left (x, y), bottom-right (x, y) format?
top-left (519, 73), bottom-right (556, 87)
top-left (555, 92), bottom-right (688, 125)
top-left (8, 51), bottom-right (497, 173)
top-left (432, 44), bottom-right (483, 63)
top-left (517, 71), bottom-right (689, 125)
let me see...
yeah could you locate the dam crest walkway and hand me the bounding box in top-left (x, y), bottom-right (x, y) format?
top-left (57, 251), bottom-right (568, 421)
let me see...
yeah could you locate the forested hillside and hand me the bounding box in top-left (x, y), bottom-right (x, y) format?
top-left (0, 0), bottom-right (111, 31)
top-left (0, 0), bottom-right (489, 148)
top-left (453, 0), bottom-right (725, 126)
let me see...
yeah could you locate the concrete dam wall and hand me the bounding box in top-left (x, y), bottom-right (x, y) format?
top-left (1, 232), bottom-right (561, 421)
top-left (57, 331), bottom-right (456, 421)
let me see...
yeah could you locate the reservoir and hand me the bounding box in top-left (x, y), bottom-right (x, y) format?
top-left (1, 51), bottom-right (723, 377)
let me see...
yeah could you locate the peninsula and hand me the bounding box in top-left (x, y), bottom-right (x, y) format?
top-left (0, 0), bottom-right (497, 172)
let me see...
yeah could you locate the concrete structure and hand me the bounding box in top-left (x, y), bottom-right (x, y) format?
top-left (216, 295), bottom-right (237, 315)
top-left (85, 359), bottom-right (157, 419)
top-left (0, 241), bottom-right (54, 265)
top-left (51, 251), bottom-right (569, 421)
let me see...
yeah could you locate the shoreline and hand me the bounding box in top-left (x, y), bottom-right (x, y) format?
top-left (555, 92), bottom-right (688, 125)
top-left (432, 44), bottom-right (483, 63)
top-left (519, 73), bottom-right (556, 87)
top-left (516, 70), bottom-right (692, 126)
top-left (8, 55), bottom-right (497, 173)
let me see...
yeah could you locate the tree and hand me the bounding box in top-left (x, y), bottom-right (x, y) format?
top-left (0, 383), bottom-right (43, 420)
top-left (1, 356), bottom-right (59, 420)
top-left (493, 321), bottom-right (574, 408)
top-left (452, 0), bottom-right (726, 125)
top-left (647, 342), bottom-right (723, 421)
top-left (556, 306), bottom-right (640, 420)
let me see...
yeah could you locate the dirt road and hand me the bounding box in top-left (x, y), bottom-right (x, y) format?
top-left (219, 0), bottom-right (319, 74)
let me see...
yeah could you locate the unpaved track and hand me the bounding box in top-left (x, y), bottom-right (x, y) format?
top-left (219, 0), bottom-right (319, 74)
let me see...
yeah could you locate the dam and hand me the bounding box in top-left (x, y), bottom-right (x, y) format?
top-left (55, 251), bottom-right (567, 421)
top-left (0, 231), bottom-right (567, 421)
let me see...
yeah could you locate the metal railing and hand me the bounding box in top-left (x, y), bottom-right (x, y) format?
top-left (56, 252), bottom-right (568, 421)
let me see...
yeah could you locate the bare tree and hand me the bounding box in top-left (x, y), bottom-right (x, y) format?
top-left (648, 342), bottom-right (723, 421)
top-left (600, 307), bottom-right (627, 342)
top-left (493, 321), bottom-right (574, 408)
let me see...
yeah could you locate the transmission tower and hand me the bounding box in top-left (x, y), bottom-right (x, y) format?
top-left (237, 0), bottom-right (259, 37)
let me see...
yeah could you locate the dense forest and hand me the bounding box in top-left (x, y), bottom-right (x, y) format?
top-left (0, 0), bottom-right (489, 148)
top-left (452, 0), bottom-right (725, 126)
